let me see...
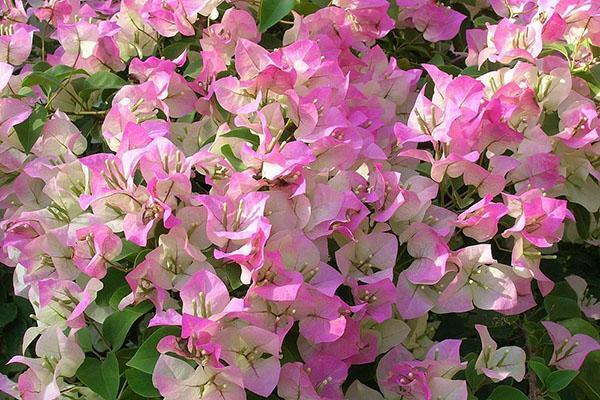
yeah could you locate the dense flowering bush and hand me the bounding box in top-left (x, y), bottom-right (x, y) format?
top-left (1, 0), bottom-right (600, 399)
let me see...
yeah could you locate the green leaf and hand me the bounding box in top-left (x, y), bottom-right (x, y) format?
top-left (14, 104), bottom-right (47, 154)
top-left (76, 353), bottom-right (120, 400)
top-left (473, 15), bottom-right (496, 27)
top-left (95, 269), bottom-right (127, 307)
top-left (462, 65), bottom-right (486, 78)
top-left (590, 64), bottom-right (600, 86)
top-left (45, 65), bottom-right (89, 80)
top-left (125, 368), bottom-right (160, 398)
top-left (546, 392), bottom-right (562, 400)
top-left (32, 61), bottom-right (51, 72)
top-left (576, 375), bottom-right (600, 400)
top-left (544, 295), bottom-right (581, 320)
top-left (77, 328), bottom-right (93, 353)
top-left (86, 71), bottom-right (127, 89)
top-left (21, 72), bottom-right (61, 94)
top-left (387, 0), bottom-right (399, 19)
top-left (542, 111), bottom-right (560, 136)
top-left (163, 40), bottom-right (196, 60)
top-left (528, 360), bottom-right (551, 383)
top-left (259, 0), bottom-right (295, 32)
top-left (545, 370), bottom-right (579, 392)
top-left (222, 127), bottom-right (260, 149)
top-left (102, 309), bottom-right (144, 350)
top-left (541, 43), bottom-right (572, 59)
top-left (133, 249), bottom-right (152, 268)
top-left (224, 264), bottom-right (243, 290)
top-left (200, 134), bottom-right (217, 149)
top-left (294, 1), bottom-right (320, 15)
top-left (184, 52), bottom-right (203, 78)
top-left (560, 318), bottom-right (600, 340)
top-left (568, 203), bottom-right (591, 240)
top-left (127, 326), bottom-right (180, 374)
top-left (576, 352), bottom-right (600, 400)
top-left (465, 353), bottom-right (487, 390)
top-left (115, 240), bottom-right (144, 262)
top-left (221, 144), bottom-right (246, 172)
top-left (109, 285), bottom-right (131, 310)
top-left (487, 385), bottom-right (528, 400)
top-left (80, 71), bottom-right (127, 100)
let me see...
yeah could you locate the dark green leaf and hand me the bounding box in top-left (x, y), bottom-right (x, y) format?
top-left (224, 264), bottom-right (243, 290)
top-left (462, 65), bottom-right (486, 78)
top-left (14, 104), bottom-right (47, 154)
top-left (77, 328), bottom-right (93, 353)
top-left (32, 61), bottom-right (51, 72)
top-left (528, 360), bottom-right (551, 383)
top-left (544, 295), bottom-right (581, 320)
top-left (96, 269), bottom-right (127, 307)
top-left (568, 203), bottom-right (591, 240)
top-left (473, 15), bottom-right (496, 27)
top-left (487, 385), bottom-right (528, 400)
top-left (102, 309), bottom-right (144, 350)
top-left (590, 64), bottom-right (600, 86)
top-left (21, 72), bottom-right (61, 94)
top-left (0, 303), bottom-right (17, 329)
top-left (294, 1), bottom-right (320, 15)
top-left (545, 370), bottom-right (579, 392)
top-left (80, 71), bottom-right (127, 100)
top-left (125, 368), bottom-right (160, 397)
top-left (542, 111), bottom-right (560, 136)
top-left (115, 240), bottom-right (144, 262)
top-left (127, 326), bottom-right (180, 374)
top-left (45, 65), bottom-right (89, 80)
top-left (560, 318), bottom-right (599, 339)
top-left (76, 353), bottom-right (120, 400)
top-left (387, 0), bottom-right (399, 19)
top-left (465, 353), bottom-right (487, 390)
top-left (576, 352), bottom-right (600, 400)
top-left (163, 40), bottom-right (194, 60)
top-left (109, 286), bottom-right (131, 310)
top-left (86, 71), bottom-right (127, 89)
top-left (259, 0), bottom-right (295, 32)
top-left (184, 52), bottom-right (203, 78)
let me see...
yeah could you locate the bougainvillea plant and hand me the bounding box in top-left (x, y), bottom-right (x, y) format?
top-left (0, 0), bottom-right (599, 399)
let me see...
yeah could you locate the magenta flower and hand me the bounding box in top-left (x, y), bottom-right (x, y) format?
top-left (72, 224), bottom-right (122, 279)
top-left (456, 195), bottom-right (509, 242)
top-left (503, 189), bottom-right (574, 248)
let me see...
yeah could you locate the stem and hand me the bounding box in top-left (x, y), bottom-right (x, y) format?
top-left (524, 326), bottom-right (538, 400)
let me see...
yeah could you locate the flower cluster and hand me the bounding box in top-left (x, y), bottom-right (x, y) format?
top-left (0, 0), bottom-right (599, 399)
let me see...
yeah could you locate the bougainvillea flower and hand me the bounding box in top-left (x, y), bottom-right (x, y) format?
top-left (335, 231), bottom-right (398, 283)
top-left (216, 325), bottom-right (281, 396)
top-left (475, 324), bottom-right (526, 382)
top-left (72, 224), bottom-right (122, 279)
top-left (153, 355), bottom-right (245, 400)
top-left (402, 225), bottom-right (450, 285)
top-left (565, 275), bottom-right (600, 320)
top-left (438, 245), bottom-right (517, 312)
top-left (455, 195), bottom-right (509, 242)
top-left (503, 189), bottom-right (574, 248)
top-left (542, 321), bottom-right (600, 370)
